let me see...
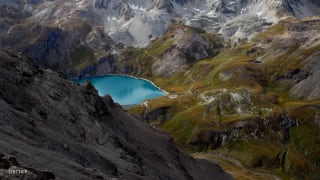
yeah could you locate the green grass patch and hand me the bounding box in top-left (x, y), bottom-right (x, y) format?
top-left (254, 23), bottom-right (287, 40)
top-left (218, 139), bottom-right (282, 169)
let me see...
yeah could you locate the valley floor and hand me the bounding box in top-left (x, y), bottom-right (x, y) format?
top-left (192, 151), bottom-right (281, 180)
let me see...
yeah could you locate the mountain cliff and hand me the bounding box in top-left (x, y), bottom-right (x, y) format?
top-left (0, 48), bottom-right (233, 180)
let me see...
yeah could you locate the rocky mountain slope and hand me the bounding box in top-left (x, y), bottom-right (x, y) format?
top-left (0, 48), bottom-right (233, 180)
top-left (78, 22), bottom-right (225, 77)
top-left (112, 23), bottom-right (224, 77)
top-left (10, 0), bottom-right (319, 46)
top-left (1, 0), bottom-right (320, 77)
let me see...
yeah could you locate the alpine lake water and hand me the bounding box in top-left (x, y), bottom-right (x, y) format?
top-left (72, 75), bottom-right (166, 105)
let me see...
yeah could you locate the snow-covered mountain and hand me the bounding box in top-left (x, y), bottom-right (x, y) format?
top-left (1, 0), bottom-right (320, 46)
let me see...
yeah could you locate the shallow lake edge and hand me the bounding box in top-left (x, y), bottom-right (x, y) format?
top-left (70, 74), bottom-right (169, 106)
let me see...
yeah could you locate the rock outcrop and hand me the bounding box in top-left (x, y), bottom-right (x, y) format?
top-left (113, 23), bottom-right (224, 77)
top-left (151, 24), bottom-right (223, 77)
top-left (0, 48), bottom-right (233, 180)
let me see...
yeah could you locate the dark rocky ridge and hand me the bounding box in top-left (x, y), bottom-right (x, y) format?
top-left (0, 48), bottom-right (233, 179)
top-left (0, 20), bottom-right (114, 77)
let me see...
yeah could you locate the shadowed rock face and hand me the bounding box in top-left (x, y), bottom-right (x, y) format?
top-left (0, 48), bottom-right (233, 180)
top-left (0, 20), bottom-right (114, 77)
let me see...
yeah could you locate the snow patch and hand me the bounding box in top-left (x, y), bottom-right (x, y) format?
top-left (129, 3), bottom-right (146, 12)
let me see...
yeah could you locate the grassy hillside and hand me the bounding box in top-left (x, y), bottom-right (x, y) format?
top-left (127, 17), bottom-right (320, 179)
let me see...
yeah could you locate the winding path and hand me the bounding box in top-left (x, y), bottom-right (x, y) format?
top-left (192, 151), bottom-right (281, 180)
top-left (184, 70), bottom-right (195, 95)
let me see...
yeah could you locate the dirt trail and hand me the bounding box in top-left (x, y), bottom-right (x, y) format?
top-left (192, 151), bottom-right (281, 180)
top-left (184, 70), bottom-right (195, 95)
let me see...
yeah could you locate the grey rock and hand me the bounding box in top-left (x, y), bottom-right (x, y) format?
top-left (3, 0), bottom-right (320, 47)
top-left (290, 64), bottom-right (320, 100)
top-left (152, 24), bottom-right (223, 77)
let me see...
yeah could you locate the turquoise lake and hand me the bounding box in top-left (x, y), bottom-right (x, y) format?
top-left (72, 75), bottom-right (166, 105)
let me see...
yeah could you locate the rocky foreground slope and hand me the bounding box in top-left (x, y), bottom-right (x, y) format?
top-left (0, 48), bottom-right (233, 180)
